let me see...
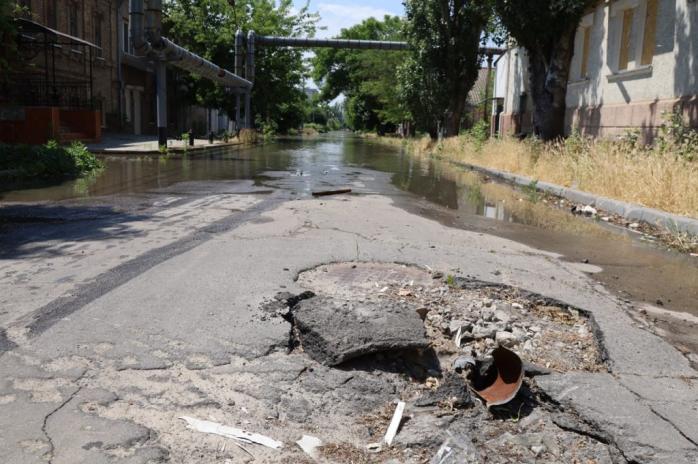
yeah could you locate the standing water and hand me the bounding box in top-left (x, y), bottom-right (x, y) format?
top-left (1, 133), bottom-right (697, 322)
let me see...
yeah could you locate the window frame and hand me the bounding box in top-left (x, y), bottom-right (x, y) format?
top-left (609, 0), bottom-right (656, 76)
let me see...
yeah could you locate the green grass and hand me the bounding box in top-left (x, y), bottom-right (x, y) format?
top-left (0, 140), bottom-right (103, 181)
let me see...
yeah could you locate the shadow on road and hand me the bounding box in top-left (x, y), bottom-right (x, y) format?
top-left (0, 203), bottom-right (148, 259)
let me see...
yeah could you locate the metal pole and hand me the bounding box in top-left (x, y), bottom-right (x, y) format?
top-left (156, 61), bottom-right (167, 146)
top-left (483, 53), bottom-right (493, 124)
top-left (235, 93), bottom-right (241, 132)
top-left (244, 31), bottom-right (255, 128)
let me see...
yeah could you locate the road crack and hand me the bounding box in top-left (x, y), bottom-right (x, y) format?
top-left (42, 373), bottom-right (86, 464)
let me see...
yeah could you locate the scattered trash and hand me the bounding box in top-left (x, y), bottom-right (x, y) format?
top-left (572, 205), bottom-right (597, 216)
top-left (366, 442), bottom-right (383, 453)
top-left (179, 416), bottom-right (283, 449)
top-left (628, 222), bottom-right (640, 229)
top-left (296, 435), bottom-right (322, 460)
top-left (384, 401), bottom-right (406, 447)
top-left (398, 288), bottom-right (413, 297)
top-left (311, 188), bottom-right (352, 197)
top-left (471, 347), bottom-right (524, 407)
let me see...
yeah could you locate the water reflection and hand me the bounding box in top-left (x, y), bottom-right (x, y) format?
top-left (1, 133), bottom-right (696, 316)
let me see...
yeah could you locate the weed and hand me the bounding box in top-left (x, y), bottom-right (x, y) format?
top-left (523, 179), bottom-right (540, 203)
top-left (446, 274), bottom-right (456, 287)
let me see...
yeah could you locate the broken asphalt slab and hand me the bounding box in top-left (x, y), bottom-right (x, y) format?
top-left (537, 372), bottom-right (698, 463)
top-left (292, 296), bottom-right (429, 366)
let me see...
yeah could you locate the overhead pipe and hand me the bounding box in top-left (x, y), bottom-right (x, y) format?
top-left (254, 36), bottom-right (409, 51)
top-left (129, 0), bottom-right (251, 145)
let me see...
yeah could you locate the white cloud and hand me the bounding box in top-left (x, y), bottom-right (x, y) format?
top-left (315, 3), bottom-right (394, 38)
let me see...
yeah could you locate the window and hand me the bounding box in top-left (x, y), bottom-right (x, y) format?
top-left (122, 21), bottom-right (133, 54)
top-left (69, 2), bottom-right (79, 38)
top-left (610, 0), bottom-right (657, 74)
top-left (618, 8), bottom-right (635, 70)
top-left (573, 13), bottom-right (594, 80)
top-left (94, 15), bottom-right (103, 57)
top-left (46, 0), bottom-right (57, 28)
top-left (640, 0), bottom-right (658, 65)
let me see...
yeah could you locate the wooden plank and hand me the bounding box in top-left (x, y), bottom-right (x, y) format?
top-left (641, 0), bottom-right (658, 65)
top-left (619, 8), bottom-right (635, 71)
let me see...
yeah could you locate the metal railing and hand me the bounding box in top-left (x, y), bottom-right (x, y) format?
top-left (4, 79), bottom-right (96, 109)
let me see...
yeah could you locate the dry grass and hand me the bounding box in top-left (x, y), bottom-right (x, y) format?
top-left (382, 134), bottom-right (698, 219)
top-left (238, 128), bottom-right (258, 145)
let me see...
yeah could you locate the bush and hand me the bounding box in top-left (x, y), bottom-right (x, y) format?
top-left (0, 140), bottom-right (102, 180)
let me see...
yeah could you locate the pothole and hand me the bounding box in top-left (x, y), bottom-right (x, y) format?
top-left (279, 262), bottom-right (612, 463)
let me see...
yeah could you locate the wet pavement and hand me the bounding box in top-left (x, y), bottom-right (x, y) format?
top-left (1, 134), bottom-right (697, 463)
top-left (2, 133), bottom-right (696, 326)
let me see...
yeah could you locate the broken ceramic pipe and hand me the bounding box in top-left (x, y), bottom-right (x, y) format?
top-left (470, 346), bottom-right (524, 407)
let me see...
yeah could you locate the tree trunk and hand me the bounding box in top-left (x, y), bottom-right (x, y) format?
top-left (444, 88), bottom-right (468, 138)
top-left (526, 27), bottom-right (576, 141)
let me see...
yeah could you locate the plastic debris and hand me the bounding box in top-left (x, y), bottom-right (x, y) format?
top-left (384, 401), bottom-right (406, 446)
top-left (366, 442), bottom-right (383, 453)
top-left (296, 435), bottom-right (322, 460)
top-left (179, 416), bottom-right (283, 449)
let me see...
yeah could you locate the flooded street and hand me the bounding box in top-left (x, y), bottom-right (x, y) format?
top-left (2, 134), bottom-right (698, 464)
top-left (2, 133), bottom-right (696, 323)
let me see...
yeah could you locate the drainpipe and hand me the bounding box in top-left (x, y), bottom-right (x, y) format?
top-left (143, 0), bottom-right (166, 145)
top-left (116, 0), bottom-right (125, 130)
top-left (245, 30), bottom-right (255, 129)
top-left (128, 0), bottom-right (150, 55)
top-left (145, 0), bottom-right (163, 47)
top-left (235, 30), bottom-right (244, 132)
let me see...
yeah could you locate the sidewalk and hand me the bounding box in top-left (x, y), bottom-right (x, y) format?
top-left (87, 133), bottom-right (242, 154)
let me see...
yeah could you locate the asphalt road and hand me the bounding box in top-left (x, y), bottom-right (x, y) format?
top-left (1, 165), bottom-right (697, 463)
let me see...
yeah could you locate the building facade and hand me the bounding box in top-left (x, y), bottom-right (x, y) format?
top-left (1, 0), bottom-right (234, 144)
top-left (495, 0), bottom-right (697, 141)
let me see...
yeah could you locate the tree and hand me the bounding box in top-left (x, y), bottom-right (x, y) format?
top-left (163, 0), bottom-right (318, 133)
top-left (0, 1), bottom-right (20, 82)
top-left (494, 0), bottom-right (596, 140)
top-left (312, 16), bottom-right (409, 133)
top-left (400, 0), bottom-right (492, 138)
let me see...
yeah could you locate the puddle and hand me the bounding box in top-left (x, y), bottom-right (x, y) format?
top-left (1, 133), bottom-right (697, 320)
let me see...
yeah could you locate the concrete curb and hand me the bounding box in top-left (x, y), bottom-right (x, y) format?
top-left (445, 159), bottom-right (698, 236)
top-left (88, 141), bottom-right (244, 156)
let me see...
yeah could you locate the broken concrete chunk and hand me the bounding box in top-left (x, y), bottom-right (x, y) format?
top-left (415, 373), bottom-right (473, 409)
top-left (293, 297), bottom-right (429, 366)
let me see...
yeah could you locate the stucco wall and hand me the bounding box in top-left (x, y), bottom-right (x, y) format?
top-left (496, 0), bottom-right (697, 139)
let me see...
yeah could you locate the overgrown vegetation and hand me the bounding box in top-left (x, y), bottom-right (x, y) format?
top-left (385, 113), bottom-right (698, 218)
top-left (312, 16), bottom-right (408, 134)
top-left (399, 0), bottom-right (493, 138)
top-left (0, 141), bottom-right (103, 181)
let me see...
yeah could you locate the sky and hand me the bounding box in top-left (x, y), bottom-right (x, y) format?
top-left (293, 0), bottom-right (405, 38)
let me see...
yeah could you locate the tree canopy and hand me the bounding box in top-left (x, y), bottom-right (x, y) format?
top-left (163, 0), bottom-right (318, 133)
top-left (400, 0), bottom-right (492, 138)
top-left (311, 16), bottom-right (409, 133)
